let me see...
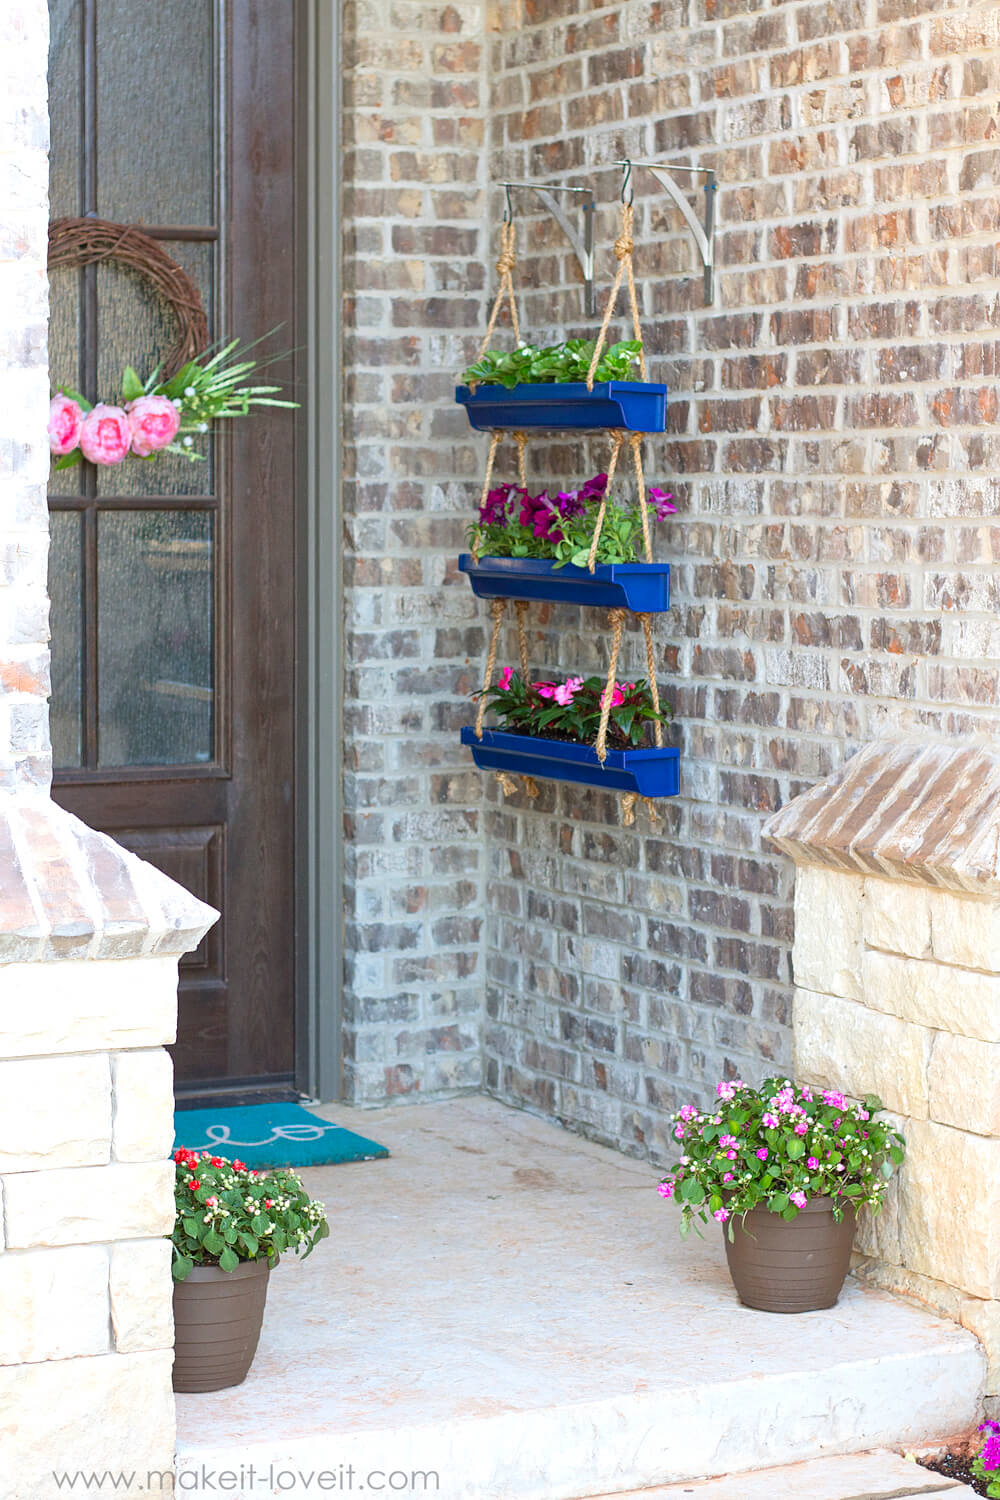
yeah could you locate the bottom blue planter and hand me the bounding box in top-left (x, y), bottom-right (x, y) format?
top-left (461, 726), bottom-right (680, 798)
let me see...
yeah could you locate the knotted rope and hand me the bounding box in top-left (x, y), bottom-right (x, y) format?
top-left (586, 202), bottom-right (648, 391)
top-left (639, 613), bottom-right (664, 748)
top-left (514, 599), bottom-right (531, 680)
top-left (476, 220), bottom-right (520, 361)
top-left (471, 430), bottom-right (502, 563)
top-left (631, 432), bottom-right (653, 564)
top-left (475, 597), bottom-right (508, 740)
top-left (621, 792), bottom-right (662, 827)
top-left (586, 430), bottom-right (626, 574)
top-left (595, 608), bottom-right (627, 764)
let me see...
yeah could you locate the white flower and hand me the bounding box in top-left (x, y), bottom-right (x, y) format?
top-left (184, 386), bottom-right (196, 397)
top-left (172, 398), bottom-right (183, 409)
top-left (183, 436), bottom-right (193, 447)
top-left (198, 422), bottom-right (208, 433)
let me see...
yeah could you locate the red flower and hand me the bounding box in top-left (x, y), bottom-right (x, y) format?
top-left (232, 1160), bottom-right (247, 1172)
top-left (187, 1178), bottom-right (201, 1190)
top-left (265, 1199), bottom-right (273, 1209)
top-left (210, 1157), bottom-right (224, 1167)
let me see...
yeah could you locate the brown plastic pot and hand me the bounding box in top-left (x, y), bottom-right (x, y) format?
top-left (723, 1196), bottom-right (856, 1313)
top-left (172, 1259), bottom-right (270, 1393)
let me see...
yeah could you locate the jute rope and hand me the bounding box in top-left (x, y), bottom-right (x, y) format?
top-left (585, 201), bottom-right (647, 391)
top-left (496, 770), bottom-right (519, 796)
top-left (621, 793), bottom-right (662, 827)
top-left (640, 613), bottom-right (664, 748)
top-left (586, 431), bottom-right (626, 574)
top-left (514, 600), bottom-right (530, 680)
top-left (513, 431), bottom-right (528, 488)
top-left (631, 433), bottom-right (653, 564)
top-left (595, 608), bottom-right (627, 763)
top-left (475, 597), bottom-right (508, 740)
top-left (471, 430), bottom-right (502, 562)
top-left (476, 221), bottom-right (520, 361)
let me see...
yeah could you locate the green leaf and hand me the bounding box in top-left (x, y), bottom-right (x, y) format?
top-left (770, 1192), bottom-right (789, 1212)
top-left (842, 1184), bottom-right (863, 1196)
top-left (202, 1229), bottom-right (225, 1256)
top-left (182, 1217), bottom-right (200, 1238)
top-left (55, 384), bottom-right (93, 412)
top-left (240, 1232), bottom-right (259, 1256)
top-left (786, 1138), bottom-right (805, 1160)
top-left (121, 365), bottom-right (144, 402)
top-left (889, 1145), bottom-right (904, 1165)
top-left (172, 1255), bottom-right (194, 1283)
top-left (53, 449), bottom-right (82, 471)
top-left (864, 1094), bottom-right (883, 1113)
top-left (218, 1247), bottom-right (240, 1272)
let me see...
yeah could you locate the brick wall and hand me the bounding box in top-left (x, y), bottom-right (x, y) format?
top-left (476, 0), bottom-right (1000, 1157)
top-left (0, 0), bottom-right (53, 795)
top-left (340, 0), bottom-right (492, 1101)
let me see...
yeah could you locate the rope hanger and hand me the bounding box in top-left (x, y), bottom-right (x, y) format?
top-left (469, 166), bottom-right (666, 826)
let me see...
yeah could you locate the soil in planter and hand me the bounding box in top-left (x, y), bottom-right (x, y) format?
top-left (919, 1452), bottom-right (988, 1494)
top-left (489, 724), bottom-right (658, 752)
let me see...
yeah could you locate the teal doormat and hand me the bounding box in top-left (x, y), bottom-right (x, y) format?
top-left (173, 1102), bottom-right (389, 1170)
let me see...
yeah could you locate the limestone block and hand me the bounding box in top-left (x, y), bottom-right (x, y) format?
top-left (853, 1170), bottom-right (902, 1268)
top-left (899, 1120), bottom-right (1000, 1299)
top-left (0, 1350), bottom-right (175, 1498)
top-left (931, 889), bottom-right (1000, 972)
top-left (862, 949), bottom-right (1000, 1042)
top-left (0, 1053), bottom-right (112, 1171)
top-left (794, 988), bottom-right (930, 1118)
top-left (853, 1254), bottom-right (1000, 1393)
top-left (112, 1048), bottom-right (174, 1162)
top-left (862, 878), bottom-right (932, 959)
top-left (0, 1246), bottom-right (109, 1364)
top-left (929, 1032), bottom-right (1000, 1136)
top-left (792, 866), bottom-right (864, 1000)
top-left (110, 1239), bottom-right (173, 1353)
top-left (0, 955), bottom-right (178, 1059)
top-left (2, 1160), bottom-right (175, 1249)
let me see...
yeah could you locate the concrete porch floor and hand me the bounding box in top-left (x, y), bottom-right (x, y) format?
top-left (175, 1095), bottom-right (983, 1500)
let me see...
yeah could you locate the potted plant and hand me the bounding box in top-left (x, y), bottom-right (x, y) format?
top-left (463, 669), bottom-right (679, 797)
top-left (460, 472), bottom-right (677, 611)
top-left (659, 1078), bottom-right (905, 1313)
top-left (170, 1148), bottom-right (330, 1392)
top-left (456, 338), bottom-right (667, 431)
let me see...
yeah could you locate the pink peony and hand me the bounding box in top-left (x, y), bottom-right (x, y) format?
top-left (127, 394), bottom-right (181, 456)
top-left (78, 404), bottom-right (130, 466)
top-left (48, 394), bottom-right (84, 455)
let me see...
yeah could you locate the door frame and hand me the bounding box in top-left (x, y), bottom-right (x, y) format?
top-left (296, 0), bottom-right (344, 1101)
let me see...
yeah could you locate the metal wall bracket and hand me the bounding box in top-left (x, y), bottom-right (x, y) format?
top-left (500, 181), bottom-right (596, 318)
top-left (617, 159), bottom-right (717, 304)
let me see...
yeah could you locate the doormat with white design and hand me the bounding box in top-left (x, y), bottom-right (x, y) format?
top-left (173, 1102), bottom-right (389, 1170)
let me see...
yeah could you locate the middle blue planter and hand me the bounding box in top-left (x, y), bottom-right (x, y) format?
top-left (456, 380), bottom-right (667, 432)
top-left (461, 726), bottom-right (680, 799)
top-left (459, 554), bottom-right (671, 612)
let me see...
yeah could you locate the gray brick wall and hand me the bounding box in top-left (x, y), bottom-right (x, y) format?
top-left (341, 0), bottom-right (490, 1101)
top-left (474, 0), bottom-right (1000, 1158)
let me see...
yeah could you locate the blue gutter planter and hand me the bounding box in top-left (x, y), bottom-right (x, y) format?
top-left (456, 381), bottom-right (668, 433)
top-left (461, 726), bottom-right (680, 799)
top-left (459, 554), bottom-right (671, 612)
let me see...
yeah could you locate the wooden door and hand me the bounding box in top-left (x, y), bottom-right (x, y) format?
top-left (46, 1), bottom-right (300, 1099)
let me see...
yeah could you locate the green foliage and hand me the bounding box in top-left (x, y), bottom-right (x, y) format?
top-left (476, 670), bottom-right (670, 751)
top-left (461, 338), bottom-right (643, 389)
top-left (155, 337), bottom-right (299, 463)
top-left (170, 1149), bottom-right (329, 1281)
top-left (659, 1078), bottom-right (906, 1237)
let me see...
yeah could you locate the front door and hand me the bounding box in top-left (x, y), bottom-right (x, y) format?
top-left (46, 1), bottom-right (300, 1099)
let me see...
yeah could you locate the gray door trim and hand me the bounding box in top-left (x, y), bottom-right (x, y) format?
top-left (297, 0), bottom-right (343, 1100)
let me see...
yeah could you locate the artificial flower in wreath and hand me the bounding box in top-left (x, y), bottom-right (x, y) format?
top-left (49, 339), bottom-right (297, 470)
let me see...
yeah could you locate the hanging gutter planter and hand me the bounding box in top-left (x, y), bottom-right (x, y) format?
top-left (459, 553), bottom-right (671, 612)
top-left (456, 380), bottom-right (667, 433)
top-left (461, 726), bottom-right (680, 799)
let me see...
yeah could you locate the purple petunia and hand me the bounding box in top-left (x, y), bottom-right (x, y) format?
top-left (648, 485), bottom-right (678, 521)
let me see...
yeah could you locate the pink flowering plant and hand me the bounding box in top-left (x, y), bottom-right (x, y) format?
top-left (660, 1077), bottom-right (905, 1239)
top-left (468, 472), bottom-right (677, 570)
top-left (50, 336), bottom-right (296, 472)
top-left (476, 668), bottom-right (669, 749)
top-left (171, 1148), bottom-right (329, 1282)
top-left (973, 1420), bottom-right (1000, 1496)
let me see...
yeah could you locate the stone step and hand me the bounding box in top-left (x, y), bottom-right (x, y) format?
top-left (176, 1097), bottom-right (984, 1500)
top-left (588, 1449), bottom-right (963, 1500)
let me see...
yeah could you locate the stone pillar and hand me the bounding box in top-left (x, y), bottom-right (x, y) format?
top-left (0, 6), bottom-right (218, 1490)
top-left (765, 739), bottom-right (1000, 1396)
top-left (0, 801), bottom-right (216, 1494)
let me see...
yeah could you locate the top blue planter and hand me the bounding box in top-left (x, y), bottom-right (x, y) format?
top-left (456, 381), bottom-right (668, 432)
top-left (459, 554), bottom-right (671, 612)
